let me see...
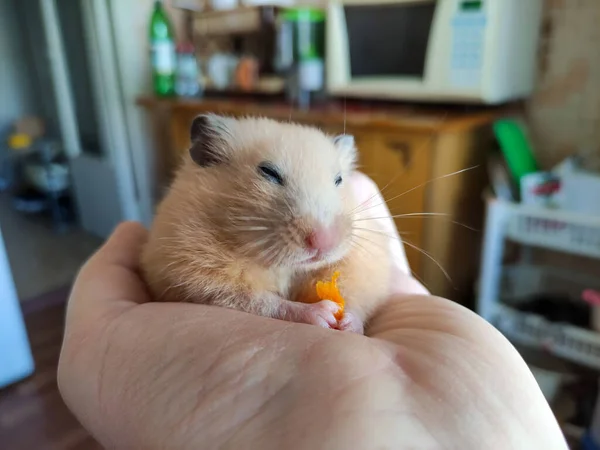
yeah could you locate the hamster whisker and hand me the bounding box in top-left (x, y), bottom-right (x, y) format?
top-left (216, 192), bottom-right (261, 202)
top-left (414, 217), bottom-right (479, 232)
top-left (229, 212), bottom-right (280, 222)
top-left (401, 240), bottom-right (453, 285)
top-left (239, 237), bottom-right (272, 255)
top-left (220, 201), bottom-right (286, 216)
top-left (352, 226), bottom-right (405, 240)
top-left (410, 268), bottom-right (429, 292)
top-left (281, 195), bottom-right (295, 218)
top-left (351, 232), bottom-right (388, 251)
top-left (343, 96), bottom-right (347, 134)
top-left (232, 216), bottom-right (275, 222)
top-left (353, 165), bottom-right (479, 216)
top-left (348, 238), bottom-right (376, 258)
top-left (270, 251), bottom-right (287, 266)
top-left (259, 244), bottom-right (280, 263)
top-left (235, 226), bottom-right (270, 231)
top-left (353, 212), bottom-right (449, 221)
top-left (354, 214), bottom-right (478, 231)
top-left (352, 229), bottom-right (453, 285)
top-left (273, 249), bottom-right (290, 266)
top-left (349, 168), bottom-right (408, 216)
top-left (349, 121), bottom-right (449, 216)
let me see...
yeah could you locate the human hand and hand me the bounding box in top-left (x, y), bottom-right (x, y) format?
top-left (349, 172), bottom-right (429, 296)
top-left (58, 178), bottom-right (566, 449)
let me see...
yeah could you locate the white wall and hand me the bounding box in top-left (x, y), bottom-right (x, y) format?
top-left (108, 0), bottom-right (187, 227)
top-left (0, 0), bottom-right (40, 134)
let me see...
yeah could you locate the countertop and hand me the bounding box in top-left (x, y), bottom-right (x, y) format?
top-left (137, 95), bottom-right (521, 133)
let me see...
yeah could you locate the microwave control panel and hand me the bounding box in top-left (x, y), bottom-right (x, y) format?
top-left (451, 0), bottom-right (487, 88)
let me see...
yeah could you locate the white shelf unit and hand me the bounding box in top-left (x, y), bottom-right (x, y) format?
top-left (477, 198), bottom-right (600, 369)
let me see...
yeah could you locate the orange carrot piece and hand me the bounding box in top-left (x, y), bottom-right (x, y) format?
top-left (316, 271), bottom-right (345, 321)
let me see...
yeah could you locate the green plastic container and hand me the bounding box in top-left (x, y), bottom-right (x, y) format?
top-left (493, 119), bottom-right (539, 189)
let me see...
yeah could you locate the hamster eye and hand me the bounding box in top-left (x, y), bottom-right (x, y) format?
top-left (335, 174), bottom-right (343, 186)
top-left (258, 163), bottom-right (284, 186)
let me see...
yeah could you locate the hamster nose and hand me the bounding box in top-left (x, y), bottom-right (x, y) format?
top-left (305, 225), bottom-right (339, 253)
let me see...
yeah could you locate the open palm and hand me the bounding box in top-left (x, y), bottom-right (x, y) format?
top-left (58, 175), bottom-right (566, 449)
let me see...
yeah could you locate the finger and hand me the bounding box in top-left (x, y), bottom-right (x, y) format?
top-left (67, 222), bottom-right (150, 323)
top-left (91, 221), bottom-right (149, 272)
top-left (365, 294), bottom-right (565, 448)
top-left (317, 300), bottom-right (342, 314)
top-left (389, 265), bottom-right (429, 296)
top-left (338, 311), bottom-right (364, 334)
top-left (350, 172), bottom-right (397, 237)
top-left (350, 172), bottom-right (411, 275)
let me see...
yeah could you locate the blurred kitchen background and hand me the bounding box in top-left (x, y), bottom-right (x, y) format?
top-left (1, 0), bottom-right (600, 448)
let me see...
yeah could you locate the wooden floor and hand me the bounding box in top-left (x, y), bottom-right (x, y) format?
top-left (0, 288), bottom-right (101, 450)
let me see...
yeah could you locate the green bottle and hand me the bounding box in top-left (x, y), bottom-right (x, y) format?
top-left (150, 0), bottom-right (176, 96)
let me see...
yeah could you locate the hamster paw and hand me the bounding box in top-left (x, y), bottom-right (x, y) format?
top-left (295, 300), bottom-right (341, 329)
top-left (337, 311), bottom-right (364, 334)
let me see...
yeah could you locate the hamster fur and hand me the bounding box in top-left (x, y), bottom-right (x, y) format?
top-left (141, 115), bottom-right (392, 333)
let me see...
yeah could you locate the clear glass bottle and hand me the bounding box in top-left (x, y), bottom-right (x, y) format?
top-left (175, 42), bottom-right (202, 98)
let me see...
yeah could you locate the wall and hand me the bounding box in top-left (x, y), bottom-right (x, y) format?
top-left (0, 0), bottom-right (40, 135)
top-left (526, 0), bottom-right (600, 169)
top-left (14, 0), bottom-right (93, 147)
top-left (109, 0), bottom-right (188, 226)
top-left (58, 0), bottom-right (103, 155)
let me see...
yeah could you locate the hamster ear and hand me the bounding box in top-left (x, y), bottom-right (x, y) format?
top-left (189, 114), bottom-right (235, 167)
top-left (333, 134), bottom-right (357, 169)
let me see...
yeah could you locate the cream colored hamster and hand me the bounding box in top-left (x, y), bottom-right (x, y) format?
top-left (141, 115), bottom-right (392, 333)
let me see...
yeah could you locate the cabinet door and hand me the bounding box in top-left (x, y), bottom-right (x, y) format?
top-left (353, 132), bottom-right (433, 278)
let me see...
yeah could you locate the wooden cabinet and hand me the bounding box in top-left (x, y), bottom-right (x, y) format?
top-left (139, 97), bottom-right (502, 302)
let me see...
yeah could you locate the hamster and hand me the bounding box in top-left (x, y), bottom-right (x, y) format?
top-left (141, 114), bottom-right (393, 333)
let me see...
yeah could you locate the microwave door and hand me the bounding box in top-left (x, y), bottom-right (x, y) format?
top-left (343, 1), bottom-right (436, 81)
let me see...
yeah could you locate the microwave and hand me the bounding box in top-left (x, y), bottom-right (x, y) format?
top-left (326, 0), bottom-right (543, 104)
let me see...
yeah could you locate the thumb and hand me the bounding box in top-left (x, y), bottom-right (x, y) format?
top-left (66, 222), bottom-right (150, 325)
